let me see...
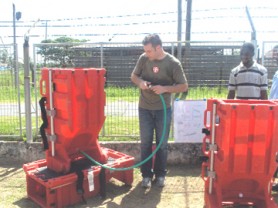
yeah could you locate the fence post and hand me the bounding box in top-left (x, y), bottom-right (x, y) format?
top-left (23, 37), bottom-right (32, 143)
top-left (100, 44), bottom-right (105, 137)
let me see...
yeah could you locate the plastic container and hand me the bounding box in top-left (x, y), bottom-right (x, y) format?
top-left (40, 68), bottom-right (107, 173)
top-left (202, 99), bottom-right (278, 207)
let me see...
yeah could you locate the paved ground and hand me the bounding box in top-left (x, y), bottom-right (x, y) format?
top-left (1, 160), bottom-right (278, 208)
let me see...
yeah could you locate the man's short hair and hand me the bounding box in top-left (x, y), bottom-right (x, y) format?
top-left (240, 42), bottom-right (255, 56)
top-left (142, 34), bottom-right (162, 47)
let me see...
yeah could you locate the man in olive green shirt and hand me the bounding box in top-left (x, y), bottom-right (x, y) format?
top-left (131, 34), bottom-right (188, 188)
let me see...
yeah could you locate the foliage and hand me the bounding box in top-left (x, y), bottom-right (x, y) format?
top-left (0, 49), bottom-right (8, 63)
top-left (0, 49), bottom-right (13, 70)
top-left (36, 36), bottom-right (88, 67)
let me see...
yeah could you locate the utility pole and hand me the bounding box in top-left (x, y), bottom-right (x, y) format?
top-left (177, 0), bottom-right (182, 60)
top-left (13, 4), bottom-right (23, 138)
top-left (44, 20), bottom-right (49, 40)
top-left (45, 20), bottom-right (48, 40)
top-left (13, 4), bottom-right (21, 87)
top-left (245, 6), bottom-right (258, 59)
top-left (13, 4), bottom-right (16, 87)
top-left (185, 0), bottom-right (192, 42)
top-left (23, 36), bottom-right (32, 143)
top-left (23, 19), bottom-right (40, 142)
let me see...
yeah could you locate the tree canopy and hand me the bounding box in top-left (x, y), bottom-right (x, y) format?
top-left (37, 36), bottom-right (88, 67)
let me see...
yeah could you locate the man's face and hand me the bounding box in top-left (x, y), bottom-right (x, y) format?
top-left (240, 48), bottom-right (254, 68)
top-left (143, 43), bottom-right (159, 60)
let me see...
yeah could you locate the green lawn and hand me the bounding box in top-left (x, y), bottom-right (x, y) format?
top-left (0, 70), bottom-right (228, 141)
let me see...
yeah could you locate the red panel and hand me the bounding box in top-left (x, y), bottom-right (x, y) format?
top-left (40, 68), bottom-right (107, 173)
top-left (203, 99), bottom-right (278, 207)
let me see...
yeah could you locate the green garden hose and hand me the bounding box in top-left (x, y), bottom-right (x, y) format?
top-left (80, 94), bottom-right (167, 171)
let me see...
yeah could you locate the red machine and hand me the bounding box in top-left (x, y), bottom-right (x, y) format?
top-left (202, 99), bottom-right (278, 207)
top-left (23, 68), bottom-right (134, 208)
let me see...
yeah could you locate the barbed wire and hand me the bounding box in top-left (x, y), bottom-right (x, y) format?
top-left (1, 6), bottom-right (278, 42)
top-left (0, 11), bottom-right (178, 23)
top-left (2, 29), bottom-right (278, 40)
top-left (0, 14), bottom-right (277, 28)
top-left (0, 5), bottom-right (277, 29)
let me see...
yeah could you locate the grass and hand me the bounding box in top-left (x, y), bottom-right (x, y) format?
top-left (186, 85), bottom-right (228, 100)
top-left (0, 116), bottom-right (21, 135)
top-left (105, 86), bottom-right (139, 102)
top-left (0, 69), bottom-right (229, 141)
top-left (0, 69), bottom-right (228, 102)
top-left (99, 116), bottom-right (140, 141)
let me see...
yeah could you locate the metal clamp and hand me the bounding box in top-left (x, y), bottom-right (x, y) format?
top-left (209, 144), bottom-right (217, 151)
top-left (207, 170), bottom-right (216, 179)
top-left (47, 134), bottom-right (57, 142)
top-left (47, 109), bottom-right (56, 117)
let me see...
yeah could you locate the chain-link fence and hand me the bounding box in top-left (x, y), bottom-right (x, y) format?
top-left (2, 41), bottom-right (277, 140)
top-left (262, 41), bottom-right (278, 83)
top-left (0, 43), bottom-right (22, 139)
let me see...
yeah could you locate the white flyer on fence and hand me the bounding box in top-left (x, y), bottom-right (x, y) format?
top-left (173, 100), bottom-right (206, 143)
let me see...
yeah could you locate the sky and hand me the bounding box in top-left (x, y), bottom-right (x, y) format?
top-left (1, 0), bottom-right (278, 58)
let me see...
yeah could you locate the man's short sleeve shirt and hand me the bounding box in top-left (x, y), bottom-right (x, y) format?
top-left (132, 53), bottom-right (187, 110)
top-left (228, 62), bottom-right (268, 99)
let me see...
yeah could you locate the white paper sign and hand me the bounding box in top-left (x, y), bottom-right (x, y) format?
top-left (173, 100), bottom-right (206, 143)
top-left (87, 169), bottom-right (94, 192)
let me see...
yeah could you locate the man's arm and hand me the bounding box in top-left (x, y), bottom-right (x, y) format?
top-left (131, 72), bottom-right (188, 94)
top-left (260, 67), bottom-right (268, 100)
top-left (131, 72), bottom-right (150, 90)
top-left (227, 90), bottom-right (235, 99)
top-left (260, 90), bottom-right (268, 100)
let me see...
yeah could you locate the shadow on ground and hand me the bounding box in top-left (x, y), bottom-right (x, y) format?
top-left (2, 161), bottom-right (278, 208)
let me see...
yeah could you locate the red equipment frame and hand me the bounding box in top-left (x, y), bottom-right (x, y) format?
top-left (23, 68), bottom-right (135, 208)
top-left (202, 99), bottom-right (278, 207)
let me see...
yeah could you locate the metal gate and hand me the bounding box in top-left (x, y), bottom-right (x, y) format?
top-left (261, 41), bottom-right (278, 80)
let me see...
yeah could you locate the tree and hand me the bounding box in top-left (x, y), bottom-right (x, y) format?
top-left (0, 49), bottom-right (13, 70)
top-left (37, 36), bottom-right (88, 67)
top-left (0, 49), bottom-right (8, 64)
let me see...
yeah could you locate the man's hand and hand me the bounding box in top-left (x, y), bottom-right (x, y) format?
top-left (150, 85), bottom-right (166, 94)
top-left (139, 81), bottom-right (151, 90)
